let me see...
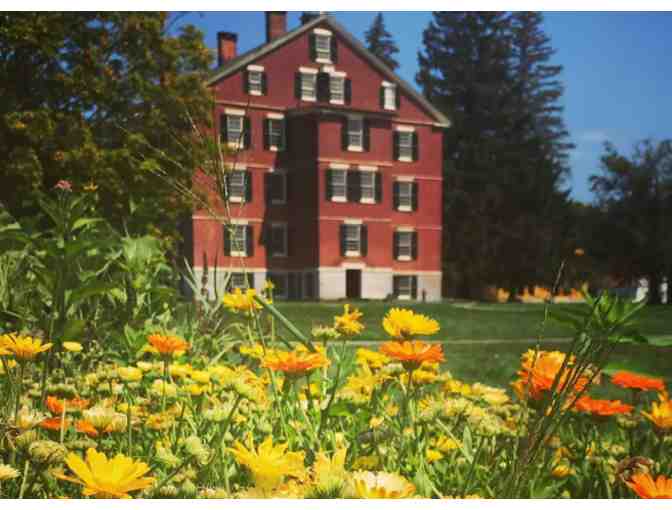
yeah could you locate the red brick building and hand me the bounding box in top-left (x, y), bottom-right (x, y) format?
top-left (189, 12), bottom-right (450, 301)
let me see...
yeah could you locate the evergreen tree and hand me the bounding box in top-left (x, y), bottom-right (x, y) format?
top-left (0, 13), bottom-right (213, 244)
top-left (417, 11), bottom-right (574, 299)
top-left (364, 13), bottom-right (400, 71)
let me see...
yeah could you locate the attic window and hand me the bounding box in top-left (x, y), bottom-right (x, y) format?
top-left (247, 65), bottom-right (264, 96)
top-left (382, 81), bottom-right (397, 110)
top-left (313, 28), bottom-right (333, 63)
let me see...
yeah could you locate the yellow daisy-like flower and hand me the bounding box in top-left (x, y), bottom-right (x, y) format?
top-left (261, 349), bottom-right (330, 376)
top-left (382, 308), bottom-right (440, 339)
top-left (641, 391), bottom-right (672, 431)
top-left (434, 435), bottom-right (461, 453)
top-left (0, 333), bottom-right (53, 361)
top-left (426, 449), bottom-right (444, 463)
top-left (312, 448), bottom-right (348, 492)
top-left (83, 182), bottom-right (98, 192)
top-left (116, 366), bottom-right (143, 382)
top-left (0, 358), bottom-right (17, 375)
top-left (356, 348), bottom-right (389, 370)
top-left (0, 464), bottom-right (20, 481)
top-left (222, 288), bottom-right (262, 314)
top-left (228, 435), bottom-right (305, 492)
top-left (334, 304), bottom-right (364, 336)
top-left (351, 471), bottom-right (416, 498)
top-left (62, 341), bottom-right (83, 353)
top-left (57, 448), bottom-right (155, 498)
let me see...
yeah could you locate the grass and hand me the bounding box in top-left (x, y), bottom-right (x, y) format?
top-left (273, 300), bottom-right (672, 342)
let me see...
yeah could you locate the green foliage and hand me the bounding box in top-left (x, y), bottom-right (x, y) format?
top-left (0, 12), bottom-right (213, 243)
top-left (364, 13), bottom-right (400, 71)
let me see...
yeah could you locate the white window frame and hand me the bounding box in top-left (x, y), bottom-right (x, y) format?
top-left (329, 73), bottom-right (345, 105)
top-left (396, 230), bottom-right (413, 261)
top-left (267, 272), bottom-right (288, 299)
top-left (344, 223), bottom-right (362, 257)
top-left (269, 223), bottom-right (288, 258)
top-left (314, 29), bottom-right (332, 63)
top-left (383, 81), bottom-right (397, 111)
top-left (398, 131), bottom-right (414, 162)
top-left (330, 168), bottom-right (347, 203)
top-left (229, 272), bottom-right (252, 290)
top-left (226, 115), bottom-right (244, 150)
top-left (228, 170), bottom-right (247, 203)
top-left (268, 170), bottom-right (287, 205)
top-left (394, 275), bottom-right (413, 300)
top-left (230, 224), bottom-right (247, 257)
top-left (397, 180), bottom-right (413, 212)
top-left (347, 116), bottom-right (364, 152)
top-left (267, 116), bottom-right (285, 151)
top-left (300, 68), bottom-right (318, 101)
top-left (359, 170), bottom-right (376, 204)
top-left (247, 65), bottom-right (264, 96)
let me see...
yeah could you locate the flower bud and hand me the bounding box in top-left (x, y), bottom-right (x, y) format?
top-left (29, 440), bottom-right (67, 465)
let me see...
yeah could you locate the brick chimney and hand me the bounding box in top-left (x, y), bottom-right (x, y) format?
top-left (217, 31), bottom-right (237, 66)
top-left (265, 12), bottom-right (287, 42)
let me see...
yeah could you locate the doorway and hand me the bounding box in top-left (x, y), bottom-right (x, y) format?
top-left (346, 269), bottom-right (361, 299)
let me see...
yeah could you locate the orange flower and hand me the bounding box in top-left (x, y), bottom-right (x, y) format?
top-left (46, 396), bottom-right (90, 415)
top-left (611, 371), bottom-right (665, 392)
top-left (262, 350), bottom-right (330, 375)
top-left (75, 420), bottom-right (99, 438)
top-left (574, 395), bottom-right (633, 417)
top-left (379, 341), bottom-right (444, 369)
top-left (512, 350), bottom-right (591, 402)
top-left (626, 473), bottom-right (672, 499)
top-left (40, 417), bottom-right (70, 431)
top-left (147, 333), bottom-right (190, 356)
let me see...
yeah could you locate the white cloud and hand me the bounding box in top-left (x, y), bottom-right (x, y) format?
top-left (578, 130), bottom-right (609, 143)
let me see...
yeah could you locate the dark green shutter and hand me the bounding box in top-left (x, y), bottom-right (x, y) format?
top-left (411, 276), bottom-right (418, 299)
top-left (294, 72), bottom-right (302, 99)
top-left (374, 173), bottom-right (382, 203)
top-left (412, 132), bottom-right (419, 161)
top-left (411, 232), bottom-right (418, 260)
top-left (411, 182), bottom-right (418, 211)
top-left (393, 181), bottom-right (400, 210)
top-left (245, 171), bottom-right (253, 203)
top-left (347, 170), bottom-right (361, 202)
top-left (223, 225), bottom-right (231, 256)
top-left (393, 276), bottom-right (400, 298)
top-left (393, 231), bottom-right (399, 260)
top-left (393, 131), bottom-right (400, 160)
top-left (309, 33), bottom-right (317, 61)
top-left (330, 36), bottom-right (338, 63)
top-left (379, 85), bottom-right (385, 109)
top-left (263, 119), bottom-right (270, 150)
top-left (344, 79), bottom-right (352, 104)
top-left (363, 119), bottom-right (370, 152)
top-left (326, 169), bottom-right (333, 200)
top-left (245, 225), bottom-right (253, 257)
top-left (261, 72), bottom-right (268, 95)
top-left (243, 70), bottom-right (250, 94)
top-left (220, 114), bottom-right (228, 143)
top-left (340, 225), bottom-right (346, 256)
top-left (360, 225), bottom-right (368, 257)
top-left (243, 117), bottom-right (251, 149)
top-left (395, 87), bottom-right (401, 109)
top-left (341, 117), bottom-right (348, 150)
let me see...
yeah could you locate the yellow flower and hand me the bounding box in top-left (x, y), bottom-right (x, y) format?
top-left (116, 366), bottom-right (143, 382)
top-left (222, 288), bottom-right (262, 314)
top-left (150, 379), bottom-right (178, 398)
top-left (641, 391), bottom-right (672, 431)
top-left (426, 449), bottom-right (444, 463)
top-left (356, 348), bottom-right (389, 370)
top-left (261, 349), bottom-right (330, 375)
top-left (147, 333), bottom-right (190, 356)
top-left (14, 406), bottom-right (47, 430)
top-left (190, 370), bottom-right (211, 384)
top-left (552, 462), bottom-right (572, 478)
top-left (62, 341), bottom-right (83, 353)
top-left (239, 343), bottom-right (268, 360)
top-left (83, 182), bottom-right (98, 192)
top-left (471, 383), bottom-right (510, 405)
top-left (444, 379), bottom-right (473, 396)
top-left (434, 435), bottom-right (461, 453)
top-left (264, 279), bottom-right (275, 291)
top-left (169, 363), bottom-right (193, 379)
top-left (228, 435), bottom-right (305, 492)
top-left (334, 304), bottom-right (364, 336)
top-left (82, 406), bottom-right (127, 434)
top-left (313, 448), bottom-right (348, 492)
top-left (369, 416), bottom-right (384, 429)
top-left (57, 448), bottom-right (154, 498)
top-left (0, 464), bottom-right (20, 481)
top-left (382, 308), bottom-right (439, 339)
top-left (0, 358), bottom-right (17, 375)
top-left (351, 471), bottom-right (416, 498)
top-left (352, 455), bottom-right (380, 470)
top-left (0, 333), bottom-right (53, 360)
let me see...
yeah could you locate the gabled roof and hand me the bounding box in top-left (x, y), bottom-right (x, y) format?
top-left (207, 14), bottom-right (451, 128)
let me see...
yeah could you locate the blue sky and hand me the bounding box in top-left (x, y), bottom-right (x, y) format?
top-left (174, 11), bottom-right (672, 203)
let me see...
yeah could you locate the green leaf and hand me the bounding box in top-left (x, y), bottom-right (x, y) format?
top-left (68, 282), bottom-right (118, 308)
top-left (62, 318), bottom-right (86, 341)
top-left (649, 337), bottom-right (672, 347)
top-left (72, 217), bottom-right (102, 232)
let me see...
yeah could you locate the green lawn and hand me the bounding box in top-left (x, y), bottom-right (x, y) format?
top-left (273, 300), bottom-right (672, 342)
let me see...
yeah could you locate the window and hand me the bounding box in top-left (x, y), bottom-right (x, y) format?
top-left (347, 117), bottom-right (363, 151)
top-left (394, 181), bottom-right (415, 212)
top-left (230, 225), bottom-right (248, 257)
top-left (267, 172), bottom-right (286, 205)
top-left (227, 170), bottom-right (248, 203)
top-left (225, 115), bottom-right (244, 148)
top-left (395, 231), bottom-right (415, 261)
top-left (398, 131), bottom-right (414, 161)
top-left (269, 223), bottom-right (287, 257)
top-left (301, 72), bottom-right (317, 101)
top-left (315, 33), bottom-right (331, 62)
top-left (328, 169), bottom-right (347, 202)
top-left (393, 275), bottom-right (417, 300)
top-left (330, 75), bottom-right (345, 104)
top-left (360, 171), bottom-right (376, 203)
top-left (382, 82), bottom-right (397, 110)
top-left (229, 272), bottom-right (253, 291)
top-left (344, 224), bottom-right (361, 257)
top-left (266, 118), bottom-right (285, 151)
top-left (267, 273), bottom-right (287, 299)
top-left (247, 66), bottom-right (264, 95)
